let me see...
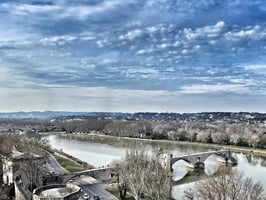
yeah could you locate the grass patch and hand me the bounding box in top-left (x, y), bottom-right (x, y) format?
top-left (106, 187), bottom-right (135, 200)
top-left (54, 154), bottom-right (85, 173)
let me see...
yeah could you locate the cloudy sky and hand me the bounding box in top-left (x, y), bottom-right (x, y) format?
top-left (0, 0), bottom-right (266, 113)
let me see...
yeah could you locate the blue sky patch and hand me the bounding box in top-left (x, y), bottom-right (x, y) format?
top-left (0, 0), bottom-right (266, 112)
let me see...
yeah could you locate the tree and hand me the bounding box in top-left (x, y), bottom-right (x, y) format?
top-left (196, 131), bottom-right (211, 143)
top-left (115, 148), bottom-right (172, 200)
top-left (143, 159), bottom-right (172, 200)
top-left (0, 134), bottom-right (15, 156)
top-left (113, 159), bottom-right (130, 199)
top-left (230, 133), bottom-right (241, 146)
top-left (0, 133), bottom-right (48, 192)
top-left (19, 155), bottom-right (46, 192)
top-left (183, 168), bottom-right (266, 200)
top-left (124, 148), bottom-right (147, 200)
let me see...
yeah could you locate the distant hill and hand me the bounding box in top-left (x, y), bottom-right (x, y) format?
top-left (0, 111), bottom-right (89, 119)
top-left (0, 111), bottom-right (130, 120)
top-left (0, 111), bottom-right (265, 124)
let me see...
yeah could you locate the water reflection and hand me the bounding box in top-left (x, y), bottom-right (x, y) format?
top-left (261, 159), bottom-right (266, 167)
top-left (246, 154), bottom-right (260, 166)
top-left (172, 155), bottom-right (234, 184)
top-left (171, 164), bottom-right (235, 200)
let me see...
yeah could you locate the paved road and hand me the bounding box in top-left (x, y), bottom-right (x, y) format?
top-left (81, 184), bottom-right (117, 200)
top-left (46, 154), bottom-right (68, 174)
top-left (72, 178), bottom-right (118, 200)
top-left (45, 154), bottom-right (116, 200)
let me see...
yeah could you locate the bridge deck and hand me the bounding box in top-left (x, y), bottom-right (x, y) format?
top-left (173, 150), bottom-right (226, 159)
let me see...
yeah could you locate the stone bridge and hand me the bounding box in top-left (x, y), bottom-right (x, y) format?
top-left (158, 149), bottom-right (237, 171)
top-left (63, 167), bottom-right (115, 182)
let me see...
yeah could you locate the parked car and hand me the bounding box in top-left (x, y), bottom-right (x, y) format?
top-left (94, 195), bottom-right (100, 200)
top-left (83, 193), bottom-right (90, 200)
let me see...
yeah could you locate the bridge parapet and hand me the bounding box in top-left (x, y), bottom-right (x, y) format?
top-left (63, 167), bottom-right (115, 183)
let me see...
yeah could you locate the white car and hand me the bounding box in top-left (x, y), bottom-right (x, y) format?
top-left (83, 193), bottom-right (90, 200)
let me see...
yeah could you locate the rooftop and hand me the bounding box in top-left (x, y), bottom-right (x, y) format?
top-left (40, 187), bottom-right (73, 198)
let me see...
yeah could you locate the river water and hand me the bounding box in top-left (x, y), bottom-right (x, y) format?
top-left (48, 134), bottom-right (266, 199)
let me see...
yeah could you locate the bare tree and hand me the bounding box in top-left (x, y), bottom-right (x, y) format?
top-left (19, 156), bottom-right (46, 192)
top-left (183, 168), bottom-right (266, 200)
top-left (196, 131), bottom-right (211, 143)
top-left (143, 159), bottom-right (172, 200)
top-left (115, 148), bottom-right (172, 200)
top-left (125, 148), bottom-right (148, 200)
top-left (114, 148), bottom-right (147, 199)
top-left (113, 160), bottom-right (129, 199)
top-left (0, 134), bottom-right (15, 156)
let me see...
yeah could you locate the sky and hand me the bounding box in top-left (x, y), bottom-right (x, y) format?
top-left (0, 0), bottom-right (266, 113)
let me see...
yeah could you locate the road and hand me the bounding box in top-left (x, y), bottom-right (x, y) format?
top-left (81, 184), bottom-right (117, 200)
top-left (45, 153), bottom-right (117, 199)
top-left (72, 177), bottom-right (118, 200)
top-left (46, 154), bottom-right (68, 174)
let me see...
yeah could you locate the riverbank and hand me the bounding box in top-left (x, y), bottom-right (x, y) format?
top-left (46, 147), bottom-right (95, 173)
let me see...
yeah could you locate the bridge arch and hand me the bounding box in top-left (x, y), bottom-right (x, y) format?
top-left (172, 164), bottom-right (234, 186)
top-left (169, 149), bottom-right (236, 170)
top-left (157, 149), bottom-right (236, 172)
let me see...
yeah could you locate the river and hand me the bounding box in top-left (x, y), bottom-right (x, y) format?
top-left (48, 134), bottom-right (266, 199)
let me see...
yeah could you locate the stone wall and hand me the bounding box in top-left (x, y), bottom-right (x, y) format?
top-left (32, 183), bottom-right (81, 200)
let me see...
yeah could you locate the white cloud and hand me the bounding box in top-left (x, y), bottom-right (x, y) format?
top-left (119, 29), bottom-right (143, 41)
top-left (0, 63), bottom-right (36, 88)
top-left (225, 25), bottom-right (266, 41)
top-left (0, 86), bottom-right (179, 112)
top-left (229, 78), bottom-right (255, 85)
top-left (40, 35), bottom-right (77, 46)
top-left (96, 39), bottom-right (109, 48)
top-left (146, 26), bottom-right (159, 33)
top-left (243, 64), bottom-right (266, 70)
top-left (183, 21), bottom-right (227, 40)
top-left (1, 85), bottom-right (265, 113)
top-left (124, 67), bottom-right (159, 79)
top-left (2, 3), bottom-right (59, 15)
top-left (181, 83), bottom-right (252, 94)
top-left (242, 64), bottom-right (266, 75)
top-left (136, 48), bottom-right (155, 54)
top-left (1, 0), bottom-right (135, 20)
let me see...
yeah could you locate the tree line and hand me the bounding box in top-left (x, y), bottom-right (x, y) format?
top-left (54, 120), bottom-right (266, 149)
top-left (1, 119), bottom-right (266, 148)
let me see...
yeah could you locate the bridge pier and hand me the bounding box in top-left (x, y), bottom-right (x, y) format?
top-left (216, 149), bottom-right (237, 165)
top-left (157, 151), bottom-right (173, 171)
top-left (186, 156), bottom-right (205, 170)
